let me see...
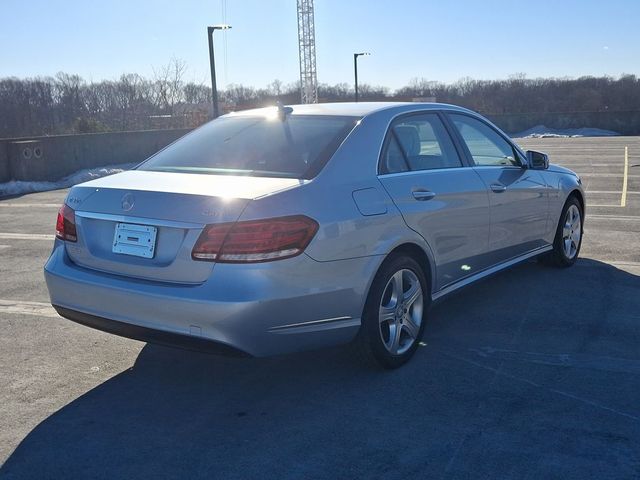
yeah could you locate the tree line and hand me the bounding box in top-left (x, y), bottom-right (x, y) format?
top-left (1, 59), bottom-right (639, 138)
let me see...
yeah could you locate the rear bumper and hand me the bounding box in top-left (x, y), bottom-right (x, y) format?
top-left (53, 305), bottom-right (249, 356)
top-left (44, 240), bottom-right (382, 357)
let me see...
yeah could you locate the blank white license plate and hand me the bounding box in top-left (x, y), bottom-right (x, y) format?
top-left (112, 223), bottom-right (157, 259)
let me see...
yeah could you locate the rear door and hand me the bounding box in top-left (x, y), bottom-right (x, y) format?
top-left (377, 112), bottom-right (491, 290)
top-left (446, 113), bottom-right (549, 263)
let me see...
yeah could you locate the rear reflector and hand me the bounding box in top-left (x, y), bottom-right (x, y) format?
top-left (55, 204), bottom-right (77, 242)
top-left (192, 215), bottom-right (319, 263)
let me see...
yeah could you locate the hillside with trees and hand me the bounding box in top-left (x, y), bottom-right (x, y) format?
top-left (2, 60), bottom-right (639, 138)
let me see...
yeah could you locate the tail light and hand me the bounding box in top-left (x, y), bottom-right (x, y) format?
top-left (55, 204), bottom-right (77, 242)
top-left (192, 215), bottom-right (318, 263)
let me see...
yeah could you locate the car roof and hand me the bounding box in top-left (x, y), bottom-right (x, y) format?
top-left (224, 102), bottom-right (476, 118)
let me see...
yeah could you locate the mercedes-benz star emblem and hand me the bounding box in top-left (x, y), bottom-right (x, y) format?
top-left (121, 193), bottom-right (135, 212)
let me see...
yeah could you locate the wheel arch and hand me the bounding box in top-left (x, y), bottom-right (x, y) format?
top-left (568, 189), bottom-right (585, 218)
top-left (384, 242), bottom-right (434, 297)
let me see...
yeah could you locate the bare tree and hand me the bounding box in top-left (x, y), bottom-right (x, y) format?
top-left (183, 82), bottom-right (210, 104)
top-left (152, 58), bottom-right (187, 114)
top-left (3, 69), bottom-right (640, 138)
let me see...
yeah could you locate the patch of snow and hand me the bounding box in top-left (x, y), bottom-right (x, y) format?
top-left (0, 163), bottom-right (134, 198)
top-left (512, 125), bottom-right (620, 139)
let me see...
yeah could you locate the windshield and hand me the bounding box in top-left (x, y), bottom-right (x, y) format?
top-left (138, 114), bottom-right (359, 179)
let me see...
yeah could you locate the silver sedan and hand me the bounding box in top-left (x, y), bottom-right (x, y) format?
top-left (44, 102), bottom-right (585, 368)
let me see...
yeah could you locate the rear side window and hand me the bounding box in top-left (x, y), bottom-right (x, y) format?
top-left (139, 114), bottom-right (359, 179)
top-left (449, 114), bottom-right (519, 167)
top-left (380, 113), bottom-right (462, 174)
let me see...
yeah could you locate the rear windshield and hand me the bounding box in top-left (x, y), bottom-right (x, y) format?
top-left (138, 114), bottom-right (359, 179)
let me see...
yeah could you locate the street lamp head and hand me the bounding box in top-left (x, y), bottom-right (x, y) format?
top-left (212, 24), bottom-right (232, 30)
top-left (355, 52), bottom-right (371, 57)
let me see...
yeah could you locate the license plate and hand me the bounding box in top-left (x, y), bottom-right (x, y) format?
top-left (112, 223), bottom-right (157, 258)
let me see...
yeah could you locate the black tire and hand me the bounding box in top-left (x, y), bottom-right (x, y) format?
top-left (353, 254), bottom-right (429, 369)
top-left (540, 195), bottom-right (583, 268)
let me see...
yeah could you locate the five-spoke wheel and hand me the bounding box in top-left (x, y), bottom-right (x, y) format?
top-left (378, 269), bottom-right (424, 356)
top-left (354, 254), bottom-right (428, 369)
top-left (562, 204), bottom-right (581, 260)
top-left (541, 195), bottom-right (583, 267)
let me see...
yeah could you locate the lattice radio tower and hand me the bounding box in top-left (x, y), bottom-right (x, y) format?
top-left (296, 0), bottom-right (318, 104)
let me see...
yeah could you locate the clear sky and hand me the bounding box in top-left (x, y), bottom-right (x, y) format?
top-left (1, 0), bottom-right (638, 90)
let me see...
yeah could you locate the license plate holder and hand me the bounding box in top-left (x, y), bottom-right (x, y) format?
top-left (112, 223), bottom-right (157, 259)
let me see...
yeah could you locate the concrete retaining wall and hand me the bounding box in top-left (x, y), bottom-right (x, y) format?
top-left (0, 141), bottom-right (9, 182)
top-left (0, 128), bottom-right (192, 183)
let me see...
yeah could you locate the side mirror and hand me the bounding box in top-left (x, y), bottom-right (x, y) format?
top-left (527, 150), bottom-right (549, 170)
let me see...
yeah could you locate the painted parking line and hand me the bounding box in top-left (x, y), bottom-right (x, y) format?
top-left (621, 146), bottom-right (629, 207)
top-left (588, 214), bottom-right (640, 221)
top-left (581, 146), bottom-right (631, 208)
top-left (586, 190), bottom-right (640, 195)
top-left (0, 203), bottom-right (60, 208)
top-left (579, 173), bottom-right (640, 178)
top-left (549, 164), bottom-right (629, 168)
top-left (0, 299), bottom-right (58, 318)
top-left (0, 233), bottom-right (55, 240)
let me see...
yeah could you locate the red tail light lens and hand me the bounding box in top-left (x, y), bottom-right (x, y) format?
top-left (55, 204), bottom-right (77, 242)
top-left (192, 215), bottom-right (319, 263)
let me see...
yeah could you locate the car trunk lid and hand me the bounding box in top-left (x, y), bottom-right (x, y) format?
top-left (64, 170), bottom-right (303, 283)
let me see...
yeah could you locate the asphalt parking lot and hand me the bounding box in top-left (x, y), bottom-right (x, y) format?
top-left (1, 136), bottom-right (639, 479)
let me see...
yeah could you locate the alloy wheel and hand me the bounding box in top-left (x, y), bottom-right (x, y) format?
top-left (378, 269), bottom-right (424, 355)
top-left (562, 204), bottom-right (581, 259)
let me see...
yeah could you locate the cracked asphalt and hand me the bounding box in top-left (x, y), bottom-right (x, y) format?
top-left (1, 136), bottom-right (639, 479)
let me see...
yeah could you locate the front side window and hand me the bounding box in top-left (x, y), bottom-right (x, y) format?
top-left (380, 113), bottom-right (462, 174)
top-left (449, 114), bottom-right (519, 167)
top-left (139, 114), bottom-right (359, 179)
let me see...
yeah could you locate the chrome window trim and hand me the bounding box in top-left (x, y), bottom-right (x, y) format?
top-left (377, 164), bottom-right (475, 179)
top-left (376, 109), bottom-right (466, 175)
top-left (373, 108), bottom-right (435, 176)
top-left (373, 106), bottom-right (505, 176)
top-left (445, 111), bottom-right (527, 168)
top-left (471, 165), bottom-right (525, 171)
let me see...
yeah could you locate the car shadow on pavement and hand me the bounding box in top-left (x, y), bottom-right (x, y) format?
top-left (2, 258), bottom-right (640, 479)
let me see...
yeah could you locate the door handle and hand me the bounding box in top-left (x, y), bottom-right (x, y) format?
top-left (490, 183), bottom-right (507, 193)
top-left (412, 190), bottom-right (436, 201)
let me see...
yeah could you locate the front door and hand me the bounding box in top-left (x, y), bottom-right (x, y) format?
top-left (446, 113), bottom-right (549, 264)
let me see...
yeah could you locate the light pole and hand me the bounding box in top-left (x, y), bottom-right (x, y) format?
top-left (353, 52), bottom-right (370, 102)
top-left (207, 24), bottom-right (231, 118)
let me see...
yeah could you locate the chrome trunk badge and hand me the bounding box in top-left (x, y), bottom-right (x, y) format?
top-left (121, 193), bottom-right (135, 212)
